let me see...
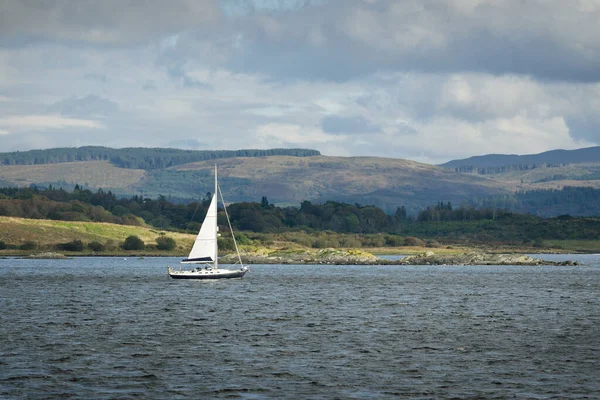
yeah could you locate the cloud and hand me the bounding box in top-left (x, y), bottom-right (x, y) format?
top-left (0, 0), bottom-right (599, 163)
top-left (0, 0), bottom-right (222, 45)
top-left (48, 95), bottom-right (119, 118)
top-left (0, 115), bottom-right (103, 132)
top-left (321, 115), bottom-right (381, 134)
top-left (201, 0), bottom-right (600, 83)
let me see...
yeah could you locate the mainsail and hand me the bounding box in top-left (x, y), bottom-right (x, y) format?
top-left (182, 193), bottom-right (217, 263)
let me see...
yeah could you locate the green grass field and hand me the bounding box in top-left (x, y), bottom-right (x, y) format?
top-left (0, 216), bottom-right (195, 255)
top-left (2, 216), bottom-right (598, 258)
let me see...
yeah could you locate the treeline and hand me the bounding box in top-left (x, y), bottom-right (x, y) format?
top-left (452, 163), bottom-right (564, 175)
top-left (473, 186), bottom-right (600, 217)
top-left (2, 185), bottom-right (600, 243)
top-left (0, 146), bottom-right (321, 170)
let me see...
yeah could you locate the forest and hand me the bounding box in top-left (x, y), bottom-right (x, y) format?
top-left (0, 146), bottom-right (321, 170)
top-left (1, 185), bottom-right (600, 245)
top-left (472, 186), bottom-right (600, 217)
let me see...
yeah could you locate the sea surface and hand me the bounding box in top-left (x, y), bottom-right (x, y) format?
top-left (1, 255), bottom-right (599, 399)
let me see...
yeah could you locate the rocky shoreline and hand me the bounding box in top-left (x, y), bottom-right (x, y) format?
top-left (24, 252), bottom-right (71, 259)
top-left (221, 248), bottom-right (579, 266)
top-left (392, 251), bottom-right (578, 266)
top-left (11, 249), bottom-right (578, 266)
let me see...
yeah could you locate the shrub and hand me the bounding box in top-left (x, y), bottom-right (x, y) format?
top-left (88, 241), bottom-right (105, 252)
top-left (57, 240), bottom-right (84, 251)
top-left (404, 236), bottom-right (426, 247)
top-left (121, 235), bottom-right (145, 250)
top-left (385, 235), bottom-right (404, 247)
top-left (156, 236), bottom-right (176, 251)
top-left (0, 240), bottom-right (6, 250)
top-left (19, 241), bottom-right (37, 250)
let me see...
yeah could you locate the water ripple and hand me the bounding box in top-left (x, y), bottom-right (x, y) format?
top-left (1, 257), bottom-right (599, 399)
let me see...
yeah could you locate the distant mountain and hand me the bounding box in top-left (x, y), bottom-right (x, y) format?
top-left (2, 146), bottom-right (600, 216)
top-left (0, 147), bottom-right (509, 214)
top-left (440, 146), bottom-right (600, 171)
top-left (439, 147), bottom-right (600, 192)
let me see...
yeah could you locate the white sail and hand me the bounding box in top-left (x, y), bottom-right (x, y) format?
top-left (183, 193), bottom-right (218, 263)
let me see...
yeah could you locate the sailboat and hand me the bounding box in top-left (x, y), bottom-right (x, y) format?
top-left (168, 166), bottom-right (248, 280)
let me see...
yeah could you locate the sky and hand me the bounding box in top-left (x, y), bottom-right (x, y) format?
top-left (0, 0), bottom-right (599, 164)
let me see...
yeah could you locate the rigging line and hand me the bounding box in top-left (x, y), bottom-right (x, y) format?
top-left (189, 191), bottom-right (210, 224)
top-left (218, 183), bottom-right (244, 269)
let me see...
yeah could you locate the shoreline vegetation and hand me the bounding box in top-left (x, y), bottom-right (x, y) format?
top-left (0, 216), bottom-right (587, 265)
top-left (7, 249), bottom-right (579, 266)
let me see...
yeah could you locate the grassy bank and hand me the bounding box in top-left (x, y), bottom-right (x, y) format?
top-left (0, 216), bottom-right (195, 256)
top-left (1, 216), bottom-right (599, 258)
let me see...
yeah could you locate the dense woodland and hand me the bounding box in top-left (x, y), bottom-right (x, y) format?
top-left (451, 163), bottom-right (563, 175)
top-left (472, 187), bottom-right (600, 217)
top-left (0, 146), bottom-right (320, 170)
top-left (2, 185), bottom-right (600, 246)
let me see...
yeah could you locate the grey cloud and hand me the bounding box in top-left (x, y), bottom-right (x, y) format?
top-left (183, 76), bottom-right (212, 90)
top-left (84, 73), bottom-right (108, 84)
top-left (2, 1), bottom-right (599, 83)
top-left (142, 81), bottom-right (157, 91)
top-left (166, 139), bottom-right (208, 150)
top-left (322, 115), bottom-right (381, 135)
top-left (48, 95), bottom-right (119, 118)
top-left (215, 0), bottom-right (600, 83)
top-left (0, 0), bottom-right (222, 46)
top-left (165, 65), bottom-right (213, 90)
top-left (566, 115), bottom-right (600, 144)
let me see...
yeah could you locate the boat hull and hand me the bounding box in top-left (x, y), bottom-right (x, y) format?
top-left (168, 267), bottom-right (248, 280)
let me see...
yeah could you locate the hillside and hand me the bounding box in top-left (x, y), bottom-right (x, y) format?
top-left (2, 146), bottom-right (600, 215)
top-left (439, 146), bottom-right (600, 193)
top-left (0, 150), bottom-right (510, 214)
top-left (440, 146), bottom-right (600, 169)
top-left (0, 216), bottom-right (195, 254)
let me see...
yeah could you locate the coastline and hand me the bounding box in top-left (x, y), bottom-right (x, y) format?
top-left (2, 247), bottom-right (581, 266)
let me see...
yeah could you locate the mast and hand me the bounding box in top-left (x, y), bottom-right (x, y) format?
top-left (214, 164), bottom-right (219, 270)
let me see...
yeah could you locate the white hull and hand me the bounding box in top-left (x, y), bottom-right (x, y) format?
top-left (168, 266), bottom-right (248, 280)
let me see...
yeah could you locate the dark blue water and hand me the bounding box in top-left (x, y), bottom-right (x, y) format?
top-left (1, 256), bottom-right (599, 399)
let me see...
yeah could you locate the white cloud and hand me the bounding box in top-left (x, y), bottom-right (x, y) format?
top-left (0, 0), bottom-right (599, 161)
top-left (256, 123), bottom-right (333, 144)
top-left (0, 115), bottom-right (103, 131)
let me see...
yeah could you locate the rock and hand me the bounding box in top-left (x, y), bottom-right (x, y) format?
top-left (25, 252), bottom-right (70, 259)
top-left (220, 248), bottom-right (578, 266)
top-left (220, 247), bottom-right (379, 265)
top-left (394, 251), bottom-right (577, 266)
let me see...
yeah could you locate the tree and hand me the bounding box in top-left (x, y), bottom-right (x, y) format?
top-left (88, 241), bottom-right (104, 252)
top-left (156, 236), bottom-right (176, 251)
top-left (394, 206), bottom-right (407, 221)
top-left (19, 240), bottom-right (37, 250)
top-left (121, 235), bottom-right (145, 250)
top-left (261, 196), bottom-right (272, 209)
top-left (57, 239), bottom-right (84, 251)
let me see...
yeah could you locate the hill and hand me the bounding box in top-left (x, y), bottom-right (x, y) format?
top-left (0, 146), bottom-right (320, 169)
top-left (1, 152), bottom-right (509, 214)
top-left (440, 146), bottom-right (600, 170)
top-left (439, 146), bottom-right (600, 196)
top-left (0, 215), bottom-right (195, 255)
top-left (2, 146), bottom-right (600, 216)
